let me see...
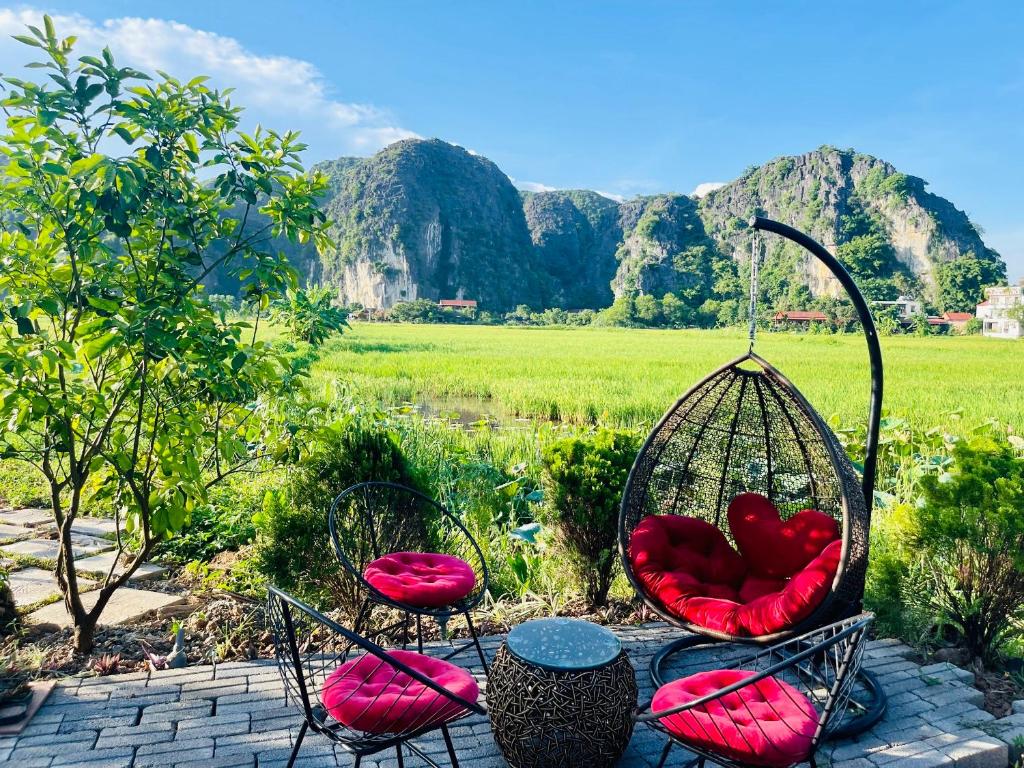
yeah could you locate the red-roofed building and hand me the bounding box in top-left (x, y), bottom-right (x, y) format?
top-left (772, 310), bottom-right (828, 326)
top-left (942, 311), bottom-right (973, 331)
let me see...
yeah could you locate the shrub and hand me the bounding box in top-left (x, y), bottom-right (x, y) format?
top-left (255, 422), bottom-right (418, 613)
top-left (539, 428), bottom-right (640, 607)
top-left (914, 437), bottom-right (1024, 661)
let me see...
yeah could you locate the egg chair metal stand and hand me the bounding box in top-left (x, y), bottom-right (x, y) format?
top-left (619, 217), bottom-right (885, 738)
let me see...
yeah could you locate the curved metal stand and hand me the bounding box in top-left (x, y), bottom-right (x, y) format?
top-left (749, 217), bottom-right (883, 519)
top-left (649, 636), bottom-right (887, 739)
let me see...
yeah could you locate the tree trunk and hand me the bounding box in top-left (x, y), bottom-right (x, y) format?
top-left (74, 618), bottom-right (97, 654)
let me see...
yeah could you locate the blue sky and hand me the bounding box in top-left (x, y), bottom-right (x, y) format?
top-left (1, 2), bottom-right (1021, 277)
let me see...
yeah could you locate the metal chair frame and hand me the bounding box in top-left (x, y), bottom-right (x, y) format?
top-left (328, 481), bottom-right (491, 674)
top-left (268, 585), bottom-right (487, 768)
top-left (637, 614), bottom-right (875, 768)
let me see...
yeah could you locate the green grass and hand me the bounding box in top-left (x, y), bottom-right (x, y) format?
top-left (309, 323), bottom-right (1023, 432)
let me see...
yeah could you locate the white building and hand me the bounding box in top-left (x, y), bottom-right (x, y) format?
top-left (976, 285), bottom-right (1023, 339)
top-left (871, 295), bottom-right (922, 320)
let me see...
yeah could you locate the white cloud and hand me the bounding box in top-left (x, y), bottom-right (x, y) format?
top-left (513, 179), bottom-right (558, 193)
top-left (692, 181), bottom-right (727, 198)
top-left (0, 8), bottom-right (418, 156)
top-left (595, 190), bottom-right (626, 203)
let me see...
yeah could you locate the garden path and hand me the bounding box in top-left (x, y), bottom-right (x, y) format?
top-left (0, 508), bottom-right (176, 628)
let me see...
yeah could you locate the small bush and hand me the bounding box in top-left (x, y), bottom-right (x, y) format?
top-left (914, 436), bottom-right (1024, 661)
top-left (540, 428), bottom-right (639, 607)
top-left (255, 422), bottom-right (417, 613)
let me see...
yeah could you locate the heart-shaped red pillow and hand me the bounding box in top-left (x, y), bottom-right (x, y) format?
top-left (727, 493), bottom-right (839, 579)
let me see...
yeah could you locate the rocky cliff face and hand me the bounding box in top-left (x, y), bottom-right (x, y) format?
top-left (217, 140), bottom-right (1004, 313)
top-left (611, 194), bottom-right (735, 306)
top-left (319, 139), bottom-right (539, 311)
top-left (522, 190), bottom-right (622, 309)
top-left (696, 147), bottom-right (1002, 300)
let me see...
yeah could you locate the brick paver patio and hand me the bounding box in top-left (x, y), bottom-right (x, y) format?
top-left (0, 624), bottom-right (1018, 768)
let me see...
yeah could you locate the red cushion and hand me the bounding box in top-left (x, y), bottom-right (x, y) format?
top-left (678, 541), bottom-right (842, 636)
top-left (653, 669), bottom-right (819, 767)
top-left (364, 552), bottom-right (476, 608)
top-left (628, 506), bottom-right (842, 637)
top-left (322, 649), bottom-right (479, 734)
top-left (727, 493), bottom-right (840, 579)
top-left (630, 515), bottom-right (747, 609)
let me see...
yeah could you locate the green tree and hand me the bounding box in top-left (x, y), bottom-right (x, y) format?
top-left (0, 19), bottom-right (328, 650)
top-left (633, 294), bottom-right (662, 326)
top-left (539, 428), bottom-right (640, 607)
top-left (594, 296), bottom-right (636, 327)
top-left (271, 285), bottom-right (348, 346)
top-left (915, 438), bottom-right (1024, 661)
top-left (660, 292), bottom-right (691, 327)
top-left (936, 256), bottom-right (1004, 313)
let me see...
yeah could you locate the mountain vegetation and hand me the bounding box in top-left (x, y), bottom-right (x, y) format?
top-left (212, 140), bottom-right (1005, 321)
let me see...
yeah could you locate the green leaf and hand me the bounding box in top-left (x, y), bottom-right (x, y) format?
top-left (41, 162), bottom-right (67, 176)
top-left (81, 332), bottom-right (118, 359)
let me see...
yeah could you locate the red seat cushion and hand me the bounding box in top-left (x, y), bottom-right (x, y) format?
top-left (322, 649), bottom-right (479, 734)
top-left (653, 669), bottom-right (818, 767)
top-left (728, 493), bottom-right (840, 579)
top-left (364, 552), bottom-right (476, 608)
top-left (628, 498), bottom-right (842, 637)
top-left (630, 515), bottom-right (747, 609)
top-left (679, 540), bottom-right (842, 636)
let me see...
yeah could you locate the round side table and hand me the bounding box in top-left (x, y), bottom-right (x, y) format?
top-left (487, 618), bottom-right (637, 768)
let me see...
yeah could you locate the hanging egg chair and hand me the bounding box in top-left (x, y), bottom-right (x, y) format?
top-left (619, 216), bottom-right (885, 736)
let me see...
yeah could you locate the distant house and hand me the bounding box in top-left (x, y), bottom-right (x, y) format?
top-left (976, 285), bottom-right (1023, 338)
top-left (871, 295), bottom-right (922, 321)
top-left (438, 299), bottom-right (477, 315)
top-left (942, 311), bottom-right (973, 331)
top-left (772, 310), bottom-right (828, 326)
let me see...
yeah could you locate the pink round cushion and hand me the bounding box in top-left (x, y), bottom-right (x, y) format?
top-left (322, 649), bottom-right (479, 734)
top-left (653, 669), bottom-right (818, 767)
top-left (364, 552), bottom-right (476, 608)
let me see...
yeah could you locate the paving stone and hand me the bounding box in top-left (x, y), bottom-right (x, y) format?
top-left (8, 567), bottom-right (96, 608)
top-left (0, 507), bottom-right (53, 527)
top-left (1012, 700), bottom-right (1024, 715)
top-left (50, 746), bottom-right (136, 766)
top-left (73, 551), bottom-right (167, 580)
top-left (69, 518), bottom-right (121, 539)
top-left (25, 587), bottom-right (186, 629)
top-left (938, 736), bottom-right (1008, 768)
top-left (994, 726), bottom-right (1024, 763)
top-left (0, 538), bottom-right (63, 561)
top-left (0, 523), bottom-right (34, 542)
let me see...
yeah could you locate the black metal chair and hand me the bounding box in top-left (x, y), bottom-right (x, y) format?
top-left (267, 585), bottom-right (486, 768)
top-left (328, 481), bottom-right (491, 674)
top-left (637, 613), bottom-right (874, 768)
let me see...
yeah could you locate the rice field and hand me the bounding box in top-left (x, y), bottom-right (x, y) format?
top-left (310, 323), bottom-right (1024, 432)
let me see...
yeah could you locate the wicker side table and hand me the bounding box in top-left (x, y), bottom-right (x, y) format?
top-left (487, 618), bottom-right (638, 768)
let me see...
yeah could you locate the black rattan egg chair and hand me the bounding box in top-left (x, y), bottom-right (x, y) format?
top-left (329, 481), bottom-right (491, 676)
top-left (619, 217), bottom-right (885, 737)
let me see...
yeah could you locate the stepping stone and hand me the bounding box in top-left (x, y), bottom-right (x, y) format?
top-left (70, 517), bottom-right (121, 539)
top-left (0, 538), bottom-right (62, 561)
top-left (0, 534), bottom-right (111, 561)
top-left (25, 587), bottom-right (186, 629)
top-left (0, 508), bottom-right (52, 527)
top-left (7, 567), bottom-right (95, 608)
top-left (0, 523), bottom-right (34, 542)
top-left (74, 551), bottom-right (167, 581)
